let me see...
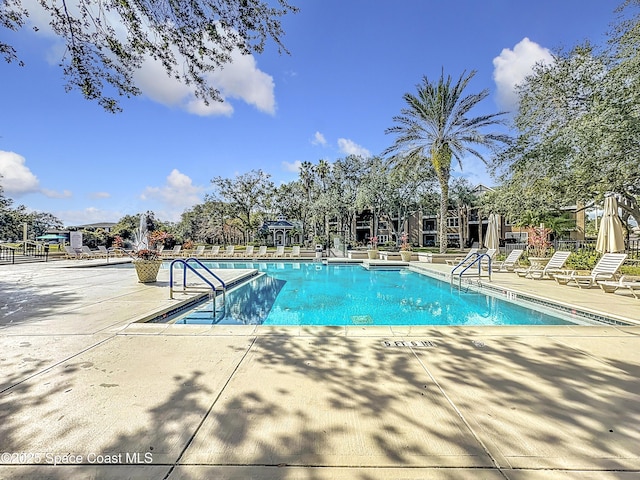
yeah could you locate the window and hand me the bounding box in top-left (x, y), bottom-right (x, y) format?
top-left (423, 219), bottom-right (436, 231)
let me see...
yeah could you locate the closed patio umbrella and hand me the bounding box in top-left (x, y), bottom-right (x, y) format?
top-left (484, 213), bottom-right (500, 251)
top-left (596, 196), bottom-right (625, 253)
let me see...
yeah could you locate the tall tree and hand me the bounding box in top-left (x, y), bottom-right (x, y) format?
top-left (1, 0), bottom-right (297, 112)
top-left (330, 155), bottom-right (367, 243)
top-left (385, 70), bottom-right (510, 252)
top-left (493, 41), bottom-right (640, 225)
top-left (210, 169), bottom-right (274, 243)
top-left (356, 157), bottom-right (392, 242)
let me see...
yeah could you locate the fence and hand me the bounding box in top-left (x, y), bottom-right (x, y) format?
top-left (0, 242), bottom-right (49, 264)
top-left (502, 239), bottom-right (640, 259)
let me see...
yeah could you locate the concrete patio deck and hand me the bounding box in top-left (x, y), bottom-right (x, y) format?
top-left (0, 259), bottom-right (639, 479)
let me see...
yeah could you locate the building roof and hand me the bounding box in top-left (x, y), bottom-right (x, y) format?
top-left (262, 220), bottom-right (295, 229)
top-left (68, 222), bottom-right (117, 230)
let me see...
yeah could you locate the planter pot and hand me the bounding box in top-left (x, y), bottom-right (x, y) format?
top-left (367, 249), bottom-right (379, 260)
top-left (528, 257), bottom-right (551, 269)
top-left (400, 251), bottom-right (413, 262)
top-left (133, 259), bottom-right (163, 283)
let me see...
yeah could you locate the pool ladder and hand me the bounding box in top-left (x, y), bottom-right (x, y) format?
top-left (450, 253), bottom-right (492, 291)
top-left (169, 258), bottom-right (227, 319)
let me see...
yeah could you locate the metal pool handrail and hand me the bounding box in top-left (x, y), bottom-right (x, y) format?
top-left (451, 253), bottom-right (492, 289)
top-left (169, 258), bottom-right (227, 312)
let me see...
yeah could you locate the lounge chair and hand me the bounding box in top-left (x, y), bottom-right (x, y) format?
top-left (254, 245), bottom-right (268, 258)
top-left (221, 245), bottom-right (235, 257)
top-left (270, 245), bottom-right (285, 258)
top-left (63, 245), bottom-right (83, 259)
top-left (446, 248), bottom-right (479, 266)
top-left (81, 245), bottom-right (107, 259)
top-left (554, 253), bottom-right (628, 288)
top-left (599, 275), bottom-right (640, 298)
top-left (205, 245), bottom-right (221, 258)
top-left (162, 245), bottom-right (181, 258)
top-left (515, 251), bottom-right (572, 279)
top-left (189, 245), bottom-right (206, 257)
top-left (492, 249), bottom-right (524, 272)
top-left (479, 248), bottom-right (498, 269)
top-left (236, 245), bottom-right (254, 257)
top-left (287, 245), bottom-right (301, 258)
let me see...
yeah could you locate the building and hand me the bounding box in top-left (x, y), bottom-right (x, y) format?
top-left (349, 184), bottom-right (587, 249)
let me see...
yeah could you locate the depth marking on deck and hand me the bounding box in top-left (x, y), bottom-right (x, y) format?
top-left (382, 340), bottom-right (437, 348)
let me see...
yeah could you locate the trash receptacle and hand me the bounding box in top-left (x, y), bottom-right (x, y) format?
top-left (315, 244), bottom-right (323, 259)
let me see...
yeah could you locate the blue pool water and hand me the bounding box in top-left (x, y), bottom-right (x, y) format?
top-left (167, 262), bottom-right (577, 327)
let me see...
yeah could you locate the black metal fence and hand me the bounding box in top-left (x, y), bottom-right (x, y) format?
top-left (0, 242), bottom-right (49, 264)
top-left (0, 244), bottom-right (15, 264)
top-left (502, 239), bottom-right (640, 260)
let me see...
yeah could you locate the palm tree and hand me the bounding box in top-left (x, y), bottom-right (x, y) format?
top-left (384, 70), bottom-right (510, 253)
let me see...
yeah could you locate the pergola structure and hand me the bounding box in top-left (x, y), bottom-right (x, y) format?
top-left (262, 215), bottom-right (301, 246)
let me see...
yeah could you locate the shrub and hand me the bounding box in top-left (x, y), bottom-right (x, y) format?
top-left (565, 250), bottom-right (599, 270)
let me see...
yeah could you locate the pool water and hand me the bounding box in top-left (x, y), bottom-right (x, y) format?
top-left (168, 262), bottom-right (577, 327)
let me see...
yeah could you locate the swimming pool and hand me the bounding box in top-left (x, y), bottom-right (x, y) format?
top-left (163, 261), bottom-right (580, 326)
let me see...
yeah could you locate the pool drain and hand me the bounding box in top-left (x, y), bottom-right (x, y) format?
top-left (351, 315), bottom-right (373, 325)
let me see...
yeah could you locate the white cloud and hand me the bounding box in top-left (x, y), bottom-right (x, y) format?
top-left (337, 138), bottom-right (371, 158)
top-left (282, 160), bottom-right (302, 173)
top-left (90, 192), bottom-right (111, 199)
top-left (22, 1), bottom-right (276, 117)
top-left (41, 188), bottom-right (72, 199)
top-left (0, 151), bottom-right (40, 196)
top-left (134, 48), bottom-right (275, 117)
top-left (140, 169), bottom-right (205, 221)
top-left (311, 131), bottom-right (327, 146)
top-left (210, 51), bottom-right (276, 114)
top-left (56, 207), bottom-right (123, 226)
top-left (492, 37), bottom-right (554, 111)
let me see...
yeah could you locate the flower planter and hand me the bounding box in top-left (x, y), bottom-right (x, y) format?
top-left (133, 259), bottom-right (163, 283)
top-left (528, 257), bottom-right (550, 269)
top-left (367, 249), bottom-right (379, 260)
top-left (400, 251), bottom-right (413, 262)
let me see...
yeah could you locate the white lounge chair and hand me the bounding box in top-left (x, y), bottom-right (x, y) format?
top-left (287, 245), bottom-right (301, 258)
top-left (81, 245), bottom-right (106, 259)
top-left (492, 249), bottom-right (524, 272)
top-left (446, 248), bottom-right (479, 266)
top-left (254, 245), bottom-right (268, 258)
top-left (599, 275), bottom-right (640, 298)
top-left (63, 245), bottom-right (83, 259)
top-left (221, 245), bottom-right (235, 257)
top-left (205, 245), bottom-right (221, 258)
top-left (515, 251), bottom-right (572, 279)
top-left (480, 248), bottom-right (497, 269)
top-left (236, 245), bottom-right (254, 257)
top-left (554, 253), bottom-right (628, 288)
top-left (189, 245), bottom-right (206, 257)
top-left (162, 245), bottom-right (181, 257)
top-left (270, 245), bottom-right (285, 258)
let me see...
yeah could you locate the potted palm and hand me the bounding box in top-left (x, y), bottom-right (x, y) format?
top-left (367, 236), bottom-right (379, 259)
top-left (399, 233), bottom-right (413, 262)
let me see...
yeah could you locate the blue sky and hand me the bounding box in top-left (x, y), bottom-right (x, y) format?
top-left (0, 0), bottom-right (620, 226)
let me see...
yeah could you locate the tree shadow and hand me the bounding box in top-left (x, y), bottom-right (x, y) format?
top-left (0, 280), bottom-right (81, 327)
top-left (1, 329), bottom-right (639, 478)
